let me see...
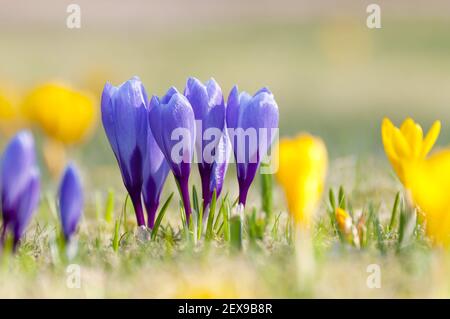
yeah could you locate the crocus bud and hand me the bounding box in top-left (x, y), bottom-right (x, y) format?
top-left (275, 133), bottom-right (328, 228)
top-left (226, 86), bottom-right (279, 207)
top-left (209, 131), bottom-right (231, 201)
top-left (184, 77), bottom-right (226, 210)
top-left (58, 164), bottom-right (83, 241)
top-left (149, 87), bottom-right (196, 223)
top-left (1, 131), bottom-right (40, 249)
top-left (101, 76), bottom-right (148, 226)
top-left (142, 115), bottom-right (170, 229)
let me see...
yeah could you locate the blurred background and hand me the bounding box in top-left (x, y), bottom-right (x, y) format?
top-left (1, 0), bottom-right (450, 193)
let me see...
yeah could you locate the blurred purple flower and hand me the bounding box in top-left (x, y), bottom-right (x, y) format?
top-left (149, 87), bottom-right (195, 223)
top-left (101, 76), bottom-right (148, 226)
top-left (1, 131), bottom-right (40, 249)
top-left (226, 86), bottom-right (279, 206)
top-left (184, 77), bottom-right (226, 209)
top-left (58, 164), bottom-right (83, 241)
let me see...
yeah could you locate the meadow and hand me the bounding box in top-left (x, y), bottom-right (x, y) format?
top-left (1, 5), bottom-right (450, 298)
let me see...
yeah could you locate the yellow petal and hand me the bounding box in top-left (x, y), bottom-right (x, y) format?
top-left (421, 120), bottom-right (441, 157)
top-left (392, 127), bottom-right (411, 158)
top-left (381, 118), bottom-right (399, 164)
top-left (401, 119), bottom-right (423, 158)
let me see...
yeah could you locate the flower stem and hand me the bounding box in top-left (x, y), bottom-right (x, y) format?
top-left (145, 202), bottom-right (158, 229)
top-left (177, 176), bottom-right (192, 225)
top-left (130, 194), bottom-right (145, 226)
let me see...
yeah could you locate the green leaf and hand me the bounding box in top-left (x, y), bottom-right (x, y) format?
top-left (338, 186), bottom-right (346, 210)
top-left (260, 163), bottom-right (273, 220)
top-left (192, 185), bottom-right (199, 216)
top-left (105, 189), bottom-right (115, 223)
top-left (230, 215), bottom-right (242, 251)
top-left (222, 200), bottom-right (230, 242)
top-left (388, 191), bottom-right (400, 232)
top-left (271, 212), bottom-right (282, 241)
top-left (370, 204), bottom-right (385, 254)
top-left (329, 188), bottom-right (336, 211)
top-left (206, 189), bottom-right (217, 241)
top-left (197, 202), bottom-right (203, 242)
top-left (112, 219), bottom-right (120, 252)
top-left (151, 192), bottom-right (174, 240)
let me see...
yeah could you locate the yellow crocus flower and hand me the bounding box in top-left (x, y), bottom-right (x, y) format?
top-left (0, 85), bottom-right (24, 135)
top-left (406, 150), bottom-right (450, 247)
top-left (275, 133), bottom-right (328, 228)
top-left (381, 117), bottom-right (440, 187)
top-left (335, 207), bottom-right (352, 234)
top-left (22, 82), bottom-right (96, 144)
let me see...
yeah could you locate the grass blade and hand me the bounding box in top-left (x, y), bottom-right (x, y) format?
top-left (206, 189), bottom-right (217, 241)
top-left (151, 192), bottom-right (174, 240)
top-left (105, 189), bottom-right (115, 223)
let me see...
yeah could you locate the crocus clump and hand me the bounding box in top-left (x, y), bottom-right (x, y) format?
top-left (184, 77), bottom-right (226, 211)
top-left (101, 77), bottom-right (149, 226)
top-left (58, 164), bottom-right (83, 241)
top-left (226, 86), bottom-right (279, 207)
top-left (0, 130), bottom-right (41, 249)
top-left (149, 87), bottom-right (196, 223)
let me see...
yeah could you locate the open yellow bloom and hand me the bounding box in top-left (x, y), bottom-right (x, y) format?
top-left (275, 133), bottom-right (328, 227)
top-left (22, 82), bottom-right (96, 144)
top-left (381, 117), bottom-right (440, 186)
top-left (406, 150), bottom-right (450, 247)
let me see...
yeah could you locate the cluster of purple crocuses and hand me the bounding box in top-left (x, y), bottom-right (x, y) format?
top-left (0, 131), bottom-right (83, 250)
top-left (101, 76), bottom-right (279, 228)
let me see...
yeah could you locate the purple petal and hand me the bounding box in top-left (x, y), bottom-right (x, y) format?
top-left (142, 125), bottom-right (170, 228)
top-left (1, 131), bottom-right (36, 220)
top-left (59, 164), bottom-right (83, 240)
top-left (13, 169), bottom-right (40, 243)
top-left (185, 77), bottom-right (225, 167)
top-left (149, 91), bottom-right (195, 178)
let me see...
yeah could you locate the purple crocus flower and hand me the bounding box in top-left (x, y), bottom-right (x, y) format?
top-left (149, 87), bottom-right (195, 224)
top-left (142, 121), bottom-right (170, 229)
top-left (184, 77), bottom-right (226, 210)
top-left (226, 86), bottom-right (279, 206)
top-left (0, 131), bottom-right (40, 249)
top-left (101, 76), bottom-right (148, 226)
top-left (58, 164), bottom-right (83, 241)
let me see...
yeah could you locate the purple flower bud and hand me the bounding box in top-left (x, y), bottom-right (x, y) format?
top-left (1, 131), bottom-right (40, 249)
top-left (101, 76), bottom-right (148, 226)
top-left (142, 115), bottom-right (170, 229)
top-left (184, 77), bottom-right (226, 209)
top-left (226, 86), bottom-right (279, 206)
top-left (149, 87), bottom-right (195, 223)
top-left (58, 164), bottom-right (83, 241)
top-left (209, 130), bottom-right (231, 200)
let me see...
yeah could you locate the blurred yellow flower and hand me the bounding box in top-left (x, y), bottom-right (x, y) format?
top-left (0, 85), bottom-right (24, 135)
top-left (275, 133), bottom-right (328, 227)
top-left (335, 208), bottom-right (352, 234)
top-left (22, 82), bottom-right (96, 144)
top-left (406, 150), bottom-right (450, 247)
top-left (381, 117), bottom-right (440, 187)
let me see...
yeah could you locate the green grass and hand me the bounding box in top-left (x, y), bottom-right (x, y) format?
top-left (0, 155), bottom-right (448, 298)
